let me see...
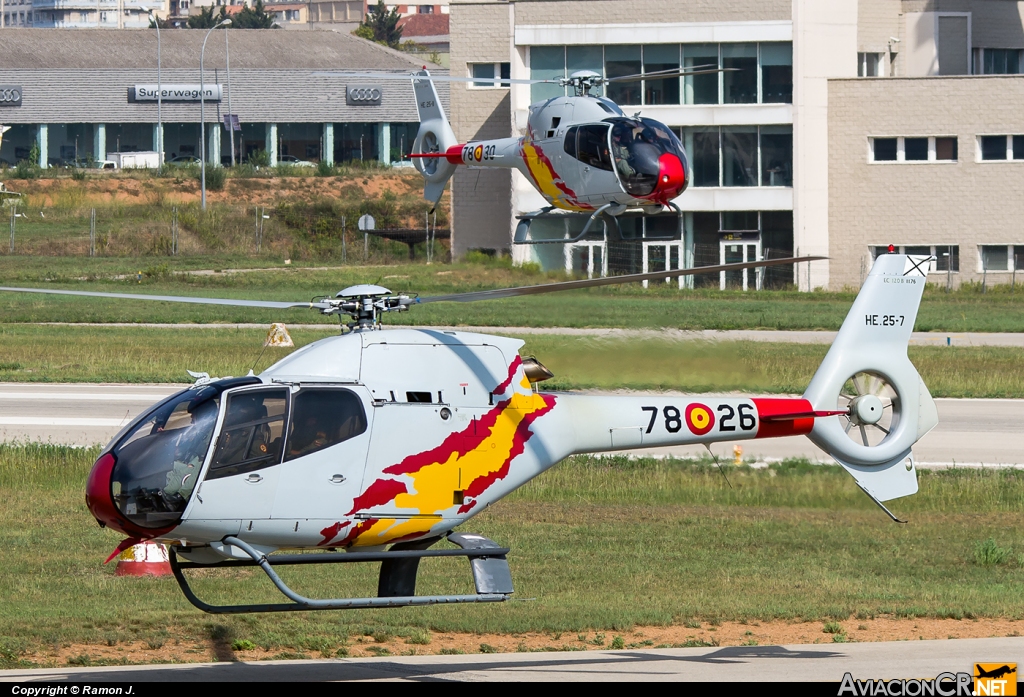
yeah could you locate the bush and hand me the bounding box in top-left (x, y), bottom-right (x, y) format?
top-left (315, 159), bottom-right (334, 177)
top-left (248, 149), bottom-right (271, 168)
top-left (974, 538), bottom-right (1011, 566)
top-left (11, 160), bottom-right (38, 180)
top-left (197, 165), bottom-right (226, 191)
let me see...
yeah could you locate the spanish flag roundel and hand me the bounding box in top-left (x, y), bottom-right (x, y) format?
top-left (685, 403), bottom-right (715, 436)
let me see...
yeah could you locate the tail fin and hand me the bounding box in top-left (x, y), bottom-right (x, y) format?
top-left (411, 70), bottom-right (459, 208)
top-left (803, 254), bottom-right (939, 502)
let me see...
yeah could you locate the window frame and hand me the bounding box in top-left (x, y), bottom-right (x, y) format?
top-left (976, 134), bottom-right (1024, 162)
top-left (530, 42), bottom-right (793, 106)
top-left (283, 386), bottom-right (369, 463)
top-left (679, 124), bottom-right (792, 188)
top-left (205, 385), bottom-right (291, 481)
top-left (468, 62), bottom-right (511, 89)
top-left (977, 244), bottom-right (1024, 272)
top-left (868, 136), bottom-right (959, 164)
top-left (869, 245), bottom-right (958, 273)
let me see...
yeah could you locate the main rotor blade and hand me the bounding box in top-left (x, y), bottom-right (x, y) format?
top-left (0, 286), bottom-right (331, 310)
top-left (415, 256), bottom-right (826, 304)
top-left (312, 71), bottom-right (554, 86)
top-left (603, 66), bottom-right (735, 83)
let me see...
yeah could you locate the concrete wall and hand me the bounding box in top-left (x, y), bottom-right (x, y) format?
top-left (793, 0), bottom-right (858, 290)
top-left (828, 75), bottom-right (1024, 289)
top-left (449, 0), bottom-right (513, 255)
top-left (513, 0), bottom-right (791, 25)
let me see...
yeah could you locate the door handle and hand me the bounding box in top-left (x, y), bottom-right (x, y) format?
top-left (246, 473), bottom-right (263, 483)
top-left (329, 474), bottom-right (346, 484)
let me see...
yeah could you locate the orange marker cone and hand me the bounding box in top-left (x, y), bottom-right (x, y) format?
top-left (114, 541), bottom-right (173, 577)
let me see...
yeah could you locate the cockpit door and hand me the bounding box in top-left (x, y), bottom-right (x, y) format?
top-left (187, 386), bottom-right (289, 526)
top-left (271, 386), bottom-right (373, 533)
top-left (568, 123), bottom-right (622, 204)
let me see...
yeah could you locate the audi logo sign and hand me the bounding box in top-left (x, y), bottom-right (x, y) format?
top-left (346, 85), bottom-right (382, 106)
top-left (0, 86), bottom-right (22, 106)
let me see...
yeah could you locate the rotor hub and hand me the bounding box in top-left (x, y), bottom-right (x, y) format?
top-left (849, 394), bottom-right (884, 425)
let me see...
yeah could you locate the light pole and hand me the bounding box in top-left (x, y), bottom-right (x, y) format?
top-left (225, 27), bottom-right (235, 167)
top-left (200, 18), bottom-right (231, 211)
top-left (148, 10), bottom-right (162, 175)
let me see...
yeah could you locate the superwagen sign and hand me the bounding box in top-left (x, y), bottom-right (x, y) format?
top-left (131, 85), bottom-right (223, 102)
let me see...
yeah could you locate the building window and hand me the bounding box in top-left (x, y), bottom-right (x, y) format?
top-left (935, 137), bottom-right (958, 161)
top-left (679, 125), bottom-right (792, 188)
top-left (858, 52), bottom-right (883, 77)
top-left (418, 4), bottom-right (433, 13)
top-left (530, 42), bottom-right (793, 106)
top-left (981, 245), bottom-right (1010, 271)
top-left (872, 138), bottom-right (898, 161)
top-left (904, 137), bottom-right (928, 161)
top-left (978, 135), bottom-right (1024, 161)
top-left (870, 245), bottom-right (958, 272)
top-left (469, 62), bottom-right (510, 88)
top-left (975, 48), bottom-right (1023, 75)
top-left (870, 136), bottom-right (958, 163)
top-left (682, 43), bottom-right (718, 104)
top-left (761, 43), bottom-right (792, 102)
top-left (722, 43), bottom-right (757, 104)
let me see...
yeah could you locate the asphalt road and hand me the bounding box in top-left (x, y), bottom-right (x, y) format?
top-left (0, 637), bottom-right (1020, 682)
top-left (0, 383), bottom-right (1019, 466)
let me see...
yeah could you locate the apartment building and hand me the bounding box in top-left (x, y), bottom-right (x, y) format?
top-left (448, 0), bottom-right (1024, 290)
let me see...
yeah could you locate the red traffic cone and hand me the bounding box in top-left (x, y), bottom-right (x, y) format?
top-left (114, 541), bottom-right (173, 577)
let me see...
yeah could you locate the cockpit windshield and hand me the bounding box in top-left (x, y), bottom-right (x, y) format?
top-left (110, 388), bottom-right (221, 529)
top-left (606, 117), bottom-right (686, 196)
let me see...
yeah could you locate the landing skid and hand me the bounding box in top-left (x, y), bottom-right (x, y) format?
top-left (514, 202), bottom-right (682, 245)
top-left (169, 532), bottom-right (514, 614)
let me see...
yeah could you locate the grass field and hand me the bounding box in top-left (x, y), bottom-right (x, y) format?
top-left (0, 444), bottom-right (1022, 666)
top-left (1, 256), bottom-right (1024, 331)
top-left (0, 324), bottom-right (1020, 398)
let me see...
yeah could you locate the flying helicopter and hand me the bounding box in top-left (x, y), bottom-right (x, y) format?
top-left (0, 252), bottom-right (936, 614)
top-left (323, 67), bottom-right (722, 244)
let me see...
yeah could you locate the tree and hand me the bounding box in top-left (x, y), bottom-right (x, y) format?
top-left (233, 0), bottom-right (276, 29)
top-left (187, 5), bottom-right (223, 29)
top-left (356, 1), bottom-right (403, 49)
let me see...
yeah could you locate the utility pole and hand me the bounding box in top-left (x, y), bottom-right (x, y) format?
top-left (200, 18), bottom-right (231, 211)
top-left (225, 27), bottom-right (235, 167)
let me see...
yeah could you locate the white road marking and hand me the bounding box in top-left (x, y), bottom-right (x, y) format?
top-left (0, 392), bottom-right (171, 401)
top-left (0, 417), bottom-right (128, 426)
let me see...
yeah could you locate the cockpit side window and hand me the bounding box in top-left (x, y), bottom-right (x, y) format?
top-left (575, 124), bottom-right (613, 171)
top-left (207, 388), bottom-right (288, 480)
top-left (285, 388), bottom-right (367, 462)
top-left (563, 125), bottom-right (578, 158)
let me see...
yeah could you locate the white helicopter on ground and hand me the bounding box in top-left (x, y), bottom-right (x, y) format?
top-left (326, 68), bottom-right (720, 243)
top-left (0, 253), bottom-right (936, 613)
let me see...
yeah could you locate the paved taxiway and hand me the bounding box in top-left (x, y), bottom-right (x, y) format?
top-left (0, 383), bottom-right (1020, 466)
top-left (1, 637), bottom-right (1020, 682)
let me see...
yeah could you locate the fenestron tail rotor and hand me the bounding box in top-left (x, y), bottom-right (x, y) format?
top-left (838, 371), bottom-right (900, 448)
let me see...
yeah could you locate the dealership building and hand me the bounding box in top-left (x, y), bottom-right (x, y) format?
top-left (0, 29), bottom-right (446, 168)
top-left (447, 0), bottom-right (1024, 289)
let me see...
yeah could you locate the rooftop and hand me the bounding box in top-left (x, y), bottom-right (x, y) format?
top-left (397, 13), bottom-right (449, 38)
top-left (0, 28), bottom-right (429, 70)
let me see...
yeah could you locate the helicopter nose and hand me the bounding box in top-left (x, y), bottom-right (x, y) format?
top-left (85, 452), bottom-right (126, 534)
top-left (651, 152), bottom-right (686, 203)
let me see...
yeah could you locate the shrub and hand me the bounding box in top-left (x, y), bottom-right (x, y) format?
top-left (248, 149), bottom-right (271, 168)
top-left (11, 160), bottom-right (37, 180)
top-left (316, 159), bottom-right (334, 177)
top-left (231, 639), bottom-right (257, 651)
top-left (974, 538), bottom-right (1011, 566)
top-left (198, 165), bottom-right (226, 191)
